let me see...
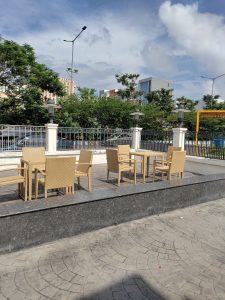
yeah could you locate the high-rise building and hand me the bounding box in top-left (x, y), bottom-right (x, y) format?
top-left (43, 78), bottom-right (75, 102)
top-left (139, 77), bottom-right (172, 103)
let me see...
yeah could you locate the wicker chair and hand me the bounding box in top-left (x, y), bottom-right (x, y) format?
top-left (106, 148), bottom-right (136, 186)
top-left (153, 150), bottom-right (186, 181)
top-left (153, 146), bottom-right (182, 168)
top-left (21, 147), bottom-right (46, 200)
top-left (0, 166), bottom-right (27, 201)
top-left (21, 147), bottom-right (45, 170)
top-left (35, 157), bottom-right (75, 199)
top-left (75, 150), bottom-right (93, 192)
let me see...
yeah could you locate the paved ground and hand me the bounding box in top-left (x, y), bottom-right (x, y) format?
top-left (0, 198), bottom-right (225, 300)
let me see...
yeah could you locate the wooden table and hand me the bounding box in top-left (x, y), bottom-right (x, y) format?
top-left (130, 150), bottom-right (164, 183)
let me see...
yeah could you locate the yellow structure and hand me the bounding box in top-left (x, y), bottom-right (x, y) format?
top-left (195, 110), bottom-right (225, 145)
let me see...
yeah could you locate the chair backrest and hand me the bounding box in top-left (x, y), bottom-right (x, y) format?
top-left (77, 150), bottom-right (93, 173)
top-left (166, 146), bottom-right (182, 161)
top-left (106, 149), bottom-right (119, 172)
top-left (118, 144), bottom-right (130, 161)
top-left (45, 157), bottom-right (75, 189)
top-left (170, 151), bottom-right (186, 174)
top-left (22, 147), bottom-right (45, 163)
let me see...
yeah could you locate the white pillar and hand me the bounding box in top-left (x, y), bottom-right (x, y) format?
top-left (172, 128), bottom-right (187, 150)
top-left (45, 123), bottom-right (58, 153)
top-left (131, 127), bottom-right (142, 150)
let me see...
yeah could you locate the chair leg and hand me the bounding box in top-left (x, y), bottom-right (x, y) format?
top-left (45, 188), bottom-right (48, 199)
top-left (35, 172), bottom-right (38, 199)
top-left (118, 172), bottom-right (121, 186)
top-left (88, 174), bottom-right (91, 192)
top-left (107, 169), bottom-right (109, 181)
top-left (24, 180), bottom-right (27, 201)
top-left (167, 173), bottom-right (171, 180)
top-left (35, 180), bottom-right (39, 199)
top-left (78, 177), bottom-right (81, 189)
top-left (181, 172), bottom-right (183, 179)
top-left (153, 167), bottom-right (156, 182)
top-left (134, 162), bottom-right (136, 184)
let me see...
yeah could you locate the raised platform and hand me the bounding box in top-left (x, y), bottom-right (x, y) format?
top-left (1, 173), bottom-right (225, 254)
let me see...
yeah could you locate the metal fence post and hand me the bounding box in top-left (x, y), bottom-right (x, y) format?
top-left (46, 123), bottom-right (58, 153)
top-left (172, 128), bottom-right (187, 150)
top-left (131, 127), bottom-right (142, 150)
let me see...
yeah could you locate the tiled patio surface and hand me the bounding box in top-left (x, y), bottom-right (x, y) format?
top-left (0, 163), bottom-right (196, 203)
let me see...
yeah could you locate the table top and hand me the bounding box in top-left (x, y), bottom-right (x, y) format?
top-left (130, 150), bottom-right (164, 157)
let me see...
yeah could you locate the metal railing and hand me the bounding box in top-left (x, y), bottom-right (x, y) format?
top-left (185, 131), bottom-right (225, 160)
top-left (0, 125), bottom-right (46, 151)
top-left (57, 127), bottom-right (132, 150)
top-left (141, 130), bottom-right (173, 152)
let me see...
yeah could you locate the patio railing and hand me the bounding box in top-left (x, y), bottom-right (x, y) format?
top-left (0, 125), bottom-right (46, 151)
top-left (57, 127), bottom-right (132, 150)
top-left (185, 131), bottom-right (225, 160)
top-left (141, 130), bottom-right (173, 152)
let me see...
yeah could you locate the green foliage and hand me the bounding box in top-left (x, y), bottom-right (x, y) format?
top-left (0, 39), bottom-right (64, 125)
top-left (145, 88), bottom-right (174, 115)
top-left (139, 105), bottom-right (164, 131)
top-left (95, 97), bottom-right (135, 128)
top-left (203, 94), bottom-right (220, 110)
top-left (115, 73), bottom-right (141, 102)
top-left (176, 96), bottom-right (198, 111)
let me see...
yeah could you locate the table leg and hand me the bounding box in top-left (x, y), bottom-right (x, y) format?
top-left (147, 157), bottom-right (150, 177)
top-left (28, 167), bottom-right (32, 201)
top-left (143, 156), bottom-right (146, 183)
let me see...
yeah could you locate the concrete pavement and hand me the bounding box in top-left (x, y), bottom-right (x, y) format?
top-left (0, 198), bottom-right (225, 299)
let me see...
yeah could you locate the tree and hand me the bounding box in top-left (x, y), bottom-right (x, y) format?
top-left (145, 88), bottom-right (174, 115)
top-left (202, 94), bottom-right (220, 110)
top-left (0, 39), bottom-right (64, 125)
top-left (115, 73), bottom-right (141, 102)
top-left (176, 96), bottom-right (198, 111)
top-left (95, 97), bottom-right (135, 128)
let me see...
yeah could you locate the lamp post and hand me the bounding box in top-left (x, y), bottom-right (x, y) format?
top-left (63, 26), bottom-right (87, 95)
top-left (45, 99), bottom-right (60, 124)
top-left (173, 103), bottom-right (189, 128)
top-left (130, 109), bottom-right (144, 127)
top-left (201, 73), bottom-right (225, 97)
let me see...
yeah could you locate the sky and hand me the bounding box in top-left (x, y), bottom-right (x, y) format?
top-left (1, 0), bottom-right (225, 100)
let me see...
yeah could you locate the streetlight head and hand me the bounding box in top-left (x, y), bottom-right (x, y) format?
top-left (82, 26), bottom-right (87, 30)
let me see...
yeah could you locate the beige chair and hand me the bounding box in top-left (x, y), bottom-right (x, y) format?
top-left (75, 149), bottom-right (93, 191)
top-left (154, 146), bottom-right (182, 167)
top-left (118, 144), bottom-right (143, 173)
top-left (35, 157), bottom-right (75, 199)
top-left (118, 144), bottom-right (131, 162)
top-left (153, 151), bottom-right (186, 181)
top-left (0, 166), bottom-right (27, 201)
top-left (21, 147), bottom-right (46, 200)
top-left (21, 147), bottom-right (46, 170)
top-left (106, 148), bottom-right (136, 186)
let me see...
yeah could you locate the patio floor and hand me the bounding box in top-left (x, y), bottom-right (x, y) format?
top-left (0, 163), bottom-right (196, 203)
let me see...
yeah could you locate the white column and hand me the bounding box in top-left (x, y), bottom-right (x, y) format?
top-left (172, 128), bottom-right (187, 150)
top-left (45, 123), bottom-right (58, 153)
top-left (131, 127), bottom-right (142, 150)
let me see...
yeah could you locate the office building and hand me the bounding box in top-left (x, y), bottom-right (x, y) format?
top-left (139, 77), bottom-right (172, 103)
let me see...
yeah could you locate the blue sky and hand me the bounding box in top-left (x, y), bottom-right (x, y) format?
top-left (1, 0), bottom-right (225, 100)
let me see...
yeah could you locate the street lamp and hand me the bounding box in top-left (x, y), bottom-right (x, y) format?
top-left (201, 73), bottom-right (225, 97)
top-left (173, 104), bottom-right (189, 128)
top-left (45, 99), bottom-right (61, 124)
top-left (63, 26), bottom-right (87, 95)
top-left (130, 109), bottom-right (144, 127)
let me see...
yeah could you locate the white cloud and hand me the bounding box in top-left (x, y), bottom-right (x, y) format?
top-left (159, 1), bottom-right (225, 75)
